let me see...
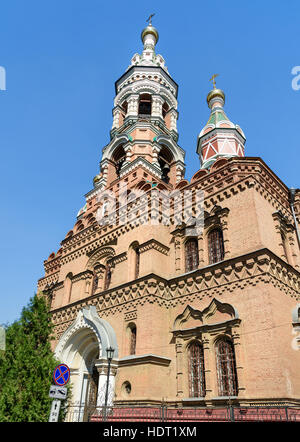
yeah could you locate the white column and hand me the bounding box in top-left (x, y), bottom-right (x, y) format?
top-left (95, 359), bottom-right (118, 407)
top-left (112, 108), bottom-right (121, 129)
top-left (152, 95), bottom-right (164, 118)
top-left (170, 109), bottom-right (178, 132)
top-left (123, 144), bottom-right (132, 165)
top-left (152, 143), bottom-right (161, 165)
top-left (127, 94), bottom-right (139, 117)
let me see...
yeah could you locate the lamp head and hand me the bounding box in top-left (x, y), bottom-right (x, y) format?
top-left (106, 346), bottom-right (115, 361)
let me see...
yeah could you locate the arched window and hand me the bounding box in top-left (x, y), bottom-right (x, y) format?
top-left (130, 325), bottom-right (137, 355)
top-left (113, 144), bottom-right (126, 177)
top-left (92, 271), bottom-right (99, 295)
top-left (65, 273), bottom-right (73, 303)
top-left (215, 338), bottom-right (238, 397)
top-left (104, 264), bottom-right (111, 290)
top-left (138, 94), bottom-right (151, 116)
top-left (208, 228), bottom-right (224, 264)
top-left (158, 145), bottom-right (173, 184)
top-left (188, 342), bottom-right (206, 397)
top-left (185, 238), bottom-right (199, 272)
top-left (135, 247), bottom-right (140, 279)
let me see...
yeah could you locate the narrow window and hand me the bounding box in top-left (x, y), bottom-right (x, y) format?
top-left (92, 272), bottom-right (98, 295)
top-left (188, 342), bottom-right (206, 397)
top-left (121, 100), bottom-right (128, 118)
top-left (113, 144), bottom-right (126, 177)
top-left (208, 228), bottom-right (224, 264)
top-left (65, 273), bottom-right (73, 303)
top-left (104, 265), bottom-right (111, 290)
top-left (162, 102), bottom-right (169, 119)
top-left (135, 247), bottom-right (140, 279)
top-left (185, 238), bottom-right (199, 272)
top-left (216, 338), bottom-right (238, 397)
top-left (281, 232), bottom-right (289, 262)
top-left (130, 326), bottom-right (137, 355)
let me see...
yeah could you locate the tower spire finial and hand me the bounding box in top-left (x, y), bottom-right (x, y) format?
top-left (146, 13), bottom-right (155, 26)
top-left (209, 73), bottom-right (219, 90)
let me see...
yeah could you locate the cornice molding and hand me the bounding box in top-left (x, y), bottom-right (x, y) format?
top-left (118, 354), bottom-right (171, 367)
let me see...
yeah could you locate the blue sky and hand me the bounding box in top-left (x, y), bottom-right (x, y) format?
top-left (0, 0), bottom-right (299, 325)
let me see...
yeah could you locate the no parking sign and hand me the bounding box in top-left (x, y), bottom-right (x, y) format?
top-left (53, 364), bottom-right (70, 386)
top-left (49, 364), bottom-right (70, 422)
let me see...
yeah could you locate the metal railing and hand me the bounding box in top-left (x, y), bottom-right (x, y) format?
top-left (65, 403), bottom-right (300, 423)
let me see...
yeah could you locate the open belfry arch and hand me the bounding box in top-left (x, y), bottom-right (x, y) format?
top-left (38, 18), bottom-right (300, 421)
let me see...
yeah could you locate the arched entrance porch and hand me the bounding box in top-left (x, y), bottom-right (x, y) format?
top-left (54, 305), bottom-right (118, 421)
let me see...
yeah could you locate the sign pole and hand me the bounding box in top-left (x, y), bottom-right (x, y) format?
top-left (49, 399), bottom-right (61, 422)
top-left (49, 364), bottom-right (70, 423)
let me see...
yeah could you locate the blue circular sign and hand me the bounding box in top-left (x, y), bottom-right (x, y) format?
top-left (53, 364), bottom-right (70, 386)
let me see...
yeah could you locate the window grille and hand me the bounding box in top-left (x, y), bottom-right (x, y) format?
top-left (208, 228), bottom-right (224, 264)
top-left (216, 338), bottom-right (238, 397)
top-left (188, 342), bottom-right (206, 397)
top-left (185, 239), bottom-right (199, 272)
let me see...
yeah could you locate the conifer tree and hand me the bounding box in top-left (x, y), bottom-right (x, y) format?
top-left (0, 295), bottom-right (69, 422)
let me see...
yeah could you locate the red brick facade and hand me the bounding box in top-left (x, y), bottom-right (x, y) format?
top-left (37, 24), bottom-right (300, 420)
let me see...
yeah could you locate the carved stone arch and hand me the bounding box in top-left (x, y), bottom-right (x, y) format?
top-left (101, 134), bottom-right (130, 162)
top-left (114, 81), bottom-right (159, 107)
top-left (86, 246), bottom-right (116, 271)
top-left (132, 80), bottom-right (160, 95)
top-left (114, 87), bottom-right (134, 107)
top-left (155, 134), bottom-right (185, 163)
top-left (158, 88), bottom-right (177, 109)
top-left (205, 206), bottom-right (229, 231)
top-left (210, 157), bottom-right (230, 172)
top-left (175, 179), bottom-right (189, 189)
top-left (54, 306), bottom-right (119, 362)
top-left (191, 169), bottom-right (209, 183)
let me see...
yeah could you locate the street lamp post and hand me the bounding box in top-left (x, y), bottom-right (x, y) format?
top-left (103, 346), bottom-right (115, 421)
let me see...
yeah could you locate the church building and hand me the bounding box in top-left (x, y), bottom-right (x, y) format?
top-left (38, 21), bottom-right (300, 421)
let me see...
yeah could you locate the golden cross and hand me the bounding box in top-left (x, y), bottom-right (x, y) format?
top-left (146, 13), bottom-right (155, 26)
top-left (209, 74), bottom-right (219, 89)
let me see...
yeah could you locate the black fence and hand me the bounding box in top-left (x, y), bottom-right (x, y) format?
top-left (65, 403), bottom-right (300, 423)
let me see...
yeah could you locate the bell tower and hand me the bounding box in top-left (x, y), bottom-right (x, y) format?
top-left (90, 20), bottom-right (186, 197)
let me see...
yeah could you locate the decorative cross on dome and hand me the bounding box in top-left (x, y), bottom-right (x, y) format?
top-left (146, 13), bottom-right (155, 26)
top-left (209, 73), bottom-right (219, 89)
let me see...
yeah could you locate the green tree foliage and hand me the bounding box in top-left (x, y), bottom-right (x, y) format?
top-left (0, 295), bottom-right (70, 422)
